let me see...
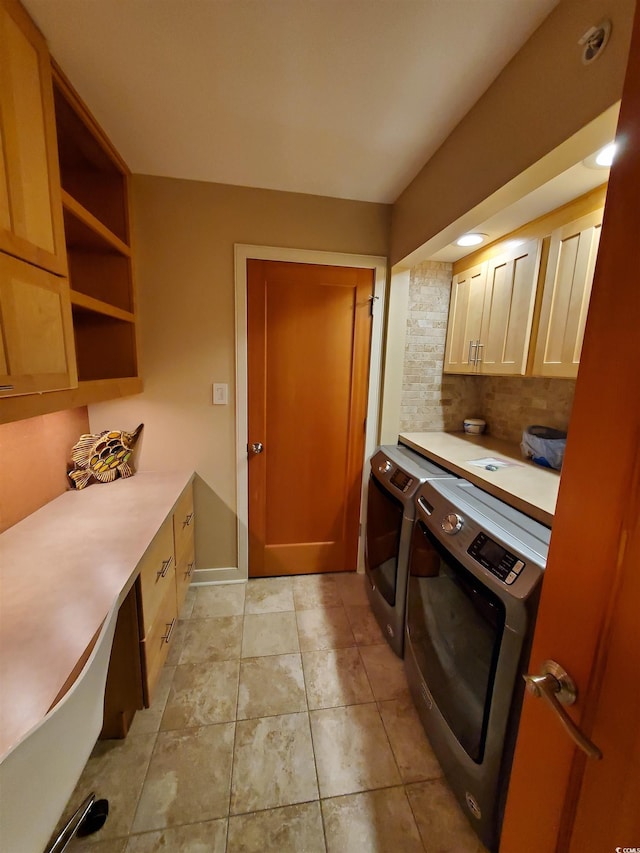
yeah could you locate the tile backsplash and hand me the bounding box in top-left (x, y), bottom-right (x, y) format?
top-left (478, 376), bottom-right (575, 444)
top-left (400, 261), bottom-right (481, 433)
top-left (400, 260), bottom-right (576, 443)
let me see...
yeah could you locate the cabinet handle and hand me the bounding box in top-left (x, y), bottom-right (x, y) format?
top-left (156, 556), bottom-right (173, 580)
top-left (185, 561), bottom-right (195, 578)
top-left (161, 618), bottom-right (176, 644)
top-left (476, 342), bottom-right (484, 364)
top-left (183, 512), bottom-right (194, 528)
top-left (468, 340), bottom-right (477, 365)
top-left (0, 385), bottom-right (14, 391)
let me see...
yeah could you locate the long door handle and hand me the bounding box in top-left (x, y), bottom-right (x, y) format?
top-left (468, 340), bottom-right (477, 365)
top-left (523, 660), bottom-right (602, 760)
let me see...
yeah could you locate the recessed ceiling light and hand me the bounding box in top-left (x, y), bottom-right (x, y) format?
top-left (595, 142), bottom-right (616, 166)
top-left (583, 142), bottom-right (616, 169)
top-left (455, 233), bottom-right (487, 247)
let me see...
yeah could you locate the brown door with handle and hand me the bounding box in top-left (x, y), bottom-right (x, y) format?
top-left (247, 259), bottom-right (374, 577)
top-left (501, 9), bottom-right (640, 850)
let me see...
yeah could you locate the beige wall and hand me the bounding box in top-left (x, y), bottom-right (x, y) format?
top-left (391, 0), bottom-right (635, 265)
top-left (0, 407), bottom-right (89, 532)
top-left (90, 176), bottom-right (390, 570)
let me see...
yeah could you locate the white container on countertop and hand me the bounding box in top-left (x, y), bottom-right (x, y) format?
top-left (463, 418), bottom-right (487, 435)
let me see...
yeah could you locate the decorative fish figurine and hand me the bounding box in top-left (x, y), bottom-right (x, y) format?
top-left (68, 424), bottom-right (144, 490)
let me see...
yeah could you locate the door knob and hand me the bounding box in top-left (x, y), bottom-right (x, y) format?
top-left (250, 442), bottom-right (264, 454)
top-left (523, 660), bottom-right (602, 760)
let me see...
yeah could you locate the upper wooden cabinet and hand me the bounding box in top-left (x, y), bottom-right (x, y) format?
top-left (443, 263), bottom-right (487, 373)
top-left (444, 239), bottom-right (541, 376)
top-left (0, 250), bottom-right (76, 395)
top-left (532, 209), bottom-right (602, 378)
top-left (0, 0), bottom-right (66, 275)
top-left (0, 4), bottom-right (142, 422)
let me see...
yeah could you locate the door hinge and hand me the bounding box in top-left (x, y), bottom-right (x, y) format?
top-left (368, 294), bottom-right (379, 316)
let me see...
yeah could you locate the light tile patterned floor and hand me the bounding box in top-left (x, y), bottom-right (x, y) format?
top-left (63, 573), bottom-right (487, 852)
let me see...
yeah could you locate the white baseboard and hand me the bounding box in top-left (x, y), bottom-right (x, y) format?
top-left (192, 567), bottom-right (246, 585)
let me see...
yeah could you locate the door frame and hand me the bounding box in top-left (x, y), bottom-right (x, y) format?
top-left (234, 244), bottom-right (388, 580)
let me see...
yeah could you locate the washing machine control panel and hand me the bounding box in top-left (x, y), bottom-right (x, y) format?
top-left (468, 532), bottom-right (525, 584)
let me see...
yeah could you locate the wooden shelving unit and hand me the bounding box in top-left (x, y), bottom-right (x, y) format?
top-left (52, 62), bottom-right (139, 388)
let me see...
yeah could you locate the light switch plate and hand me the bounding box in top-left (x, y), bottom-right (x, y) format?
top-left (213, 383), bottom-right (228, 405)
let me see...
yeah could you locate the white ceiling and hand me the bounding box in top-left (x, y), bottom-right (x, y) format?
top-left (25, 0), bottom-right (559, 205)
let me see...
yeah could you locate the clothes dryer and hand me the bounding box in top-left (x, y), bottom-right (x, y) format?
top-left (364, 445), bottom-right (456, 657)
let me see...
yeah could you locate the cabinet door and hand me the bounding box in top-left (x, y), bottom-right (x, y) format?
top-left (479, 238), bottom-right (541, 375)
top-left (0, 0), bottom-right (66, 275)
top-left (532, 210), bottom-right (602, 378)
top-left (443, 263), bottom-right (486, 374)
top-left (173, 483), bottom-right (195, 613)
top-left (0, 252), bottom-right (76, 396)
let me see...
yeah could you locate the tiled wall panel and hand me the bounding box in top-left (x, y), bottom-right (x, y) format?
top-left (400, 261), bottom-right (576, 443)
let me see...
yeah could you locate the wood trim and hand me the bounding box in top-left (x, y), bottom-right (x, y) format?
top-left (452, 184), bottom-right (607, 276)
top-left (70, 289), bottom-right (136, 323)
top-left (0, 376), bottom-right (143, 424)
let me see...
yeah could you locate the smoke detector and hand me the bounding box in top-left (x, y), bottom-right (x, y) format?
top-left (579, 19), bottom-right (612, 65)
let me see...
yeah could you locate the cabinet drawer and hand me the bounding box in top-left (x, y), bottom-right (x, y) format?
top-left (138, 518), bottom-right (175, 636)
top-left (173, 483), bottom-right (195, 558)
top-left (176, 538), bottom-right (196, 615)
top-left (141, 580), bottom-right (177, 705)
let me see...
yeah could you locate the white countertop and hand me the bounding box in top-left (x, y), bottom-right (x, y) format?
top-left (0, 470), bottom-right (193, 758)
top-left (399, 432), bottom-right (559, 526)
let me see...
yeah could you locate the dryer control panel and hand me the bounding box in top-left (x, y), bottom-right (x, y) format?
top-left (468, 532), bottom-right (526, 585)
top-left (390, 469), bottom-right (413, 493)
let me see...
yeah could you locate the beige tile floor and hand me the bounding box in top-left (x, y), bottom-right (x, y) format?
top-left (63, 573), bottom-right (487, 853)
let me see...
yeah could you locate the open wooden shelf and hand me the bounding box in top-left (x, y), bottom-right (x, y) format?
top-left (70, 290), bottom-right (135, 323)
top-left (52, 62), bottom-right (139, 394)
top-left (53, 69), bottom-right (129, 243)
top-left (62, 192), bottom-right (130, 256)
top-left (72, 304), bottom-right (138, 382)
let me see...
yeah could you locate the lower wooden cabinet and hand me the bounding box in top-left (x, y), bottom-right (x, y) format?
top-left (136, 481), bottom-right (195, 705)
top-left (173, 483), bottom-right (195, 612)
top-left (141, 576), bottom-right (178, 705)
top-left (138, 518), bottom-right (175, 637)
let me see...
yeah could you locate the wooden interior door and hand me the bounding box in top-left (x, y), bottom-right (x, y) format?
top-left (501, 7), bottom-right (640, 850)
top-left (247, 259), bottom-right (373, 577)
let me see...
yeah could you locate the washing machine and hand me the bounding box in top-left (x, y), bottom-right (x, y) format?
top-left (404, 477), bottom-right (550, 851)
top-left (364, 445), bottom-right (456, 657)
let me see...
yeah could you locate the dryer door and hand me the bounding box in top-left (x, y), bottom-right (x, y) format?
top-left (365, 475), bottom-right (403, 606)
